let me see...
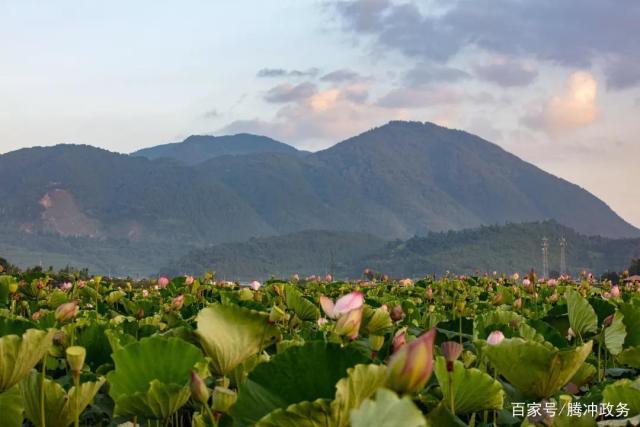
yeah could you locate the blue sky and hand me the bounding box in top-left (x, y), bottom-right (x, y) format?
top-left (1, 1), bottom-right (639, 227)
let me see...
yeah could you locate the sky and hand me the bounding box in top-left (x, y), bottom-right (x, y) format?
top-left (1, 0), bottom-right (639, 227)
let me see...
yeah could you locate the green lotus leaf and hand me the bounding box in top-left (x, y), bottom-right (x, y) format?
top-left (106, 336), bottom-right (205, 419)
top-left (0, 316), bottom-right (34, 336)
top-left (0, 385), bottom-right (24, 427)
top-left (526, 319), bottom-right (567, 348)
top-left (483, 338), bottom-right (592, 399)
top-left (232, 341), bottom-right (369, 427)
top-left (604, 311), bottom-right (626, 356)
top-left (617, 346), bottom-right (640, 368)
top-left (568, 362), bottom-right (596, 387)
top-left (433, 356), bottom-right (504, 414)
top-left (363, 307), bottom-right (393, 335)
top-left (0, 275), bottom-right (17, 305)
top-left (474, 309), bottom-right (523, 340)
top-left (196, 304), bottom-right (281, 376)
top-left (285, 286), bottom-right (319, 321)
top-left (0, 328), bottom-right (55, 392)
top-left (566, 290), bottom-right (597, 338)
top-left (619, 304), bottom-right (640, 347)
top-left (424, 403), bottom-right (467, 427)
top-left (74, 320), bottom-right (113, 370)
top-left (602, 378), bottom-right (640, 417)
top-left (552, 395), bottom-right (597, 427)
top-left (21, 369), bottom-right (104, 427)
top-left (349, 388), bottom-right (426, 427)
top-left (331, 364), bottom-right (388, 427)
top-left (257, 399), bottom-right (332, 427)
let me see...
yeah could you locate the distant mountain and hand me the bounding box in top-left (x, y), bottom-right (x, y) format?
top-left (161, 230), bottom-right (387, 280)
top-left (1, 121), bottom-right (638, 275)
top-left (160, 222), bottom-right (640, 280)
top-left (354, 221), bottom-right (640, 278)
top-left (132, 134), bottom-right (304, 165)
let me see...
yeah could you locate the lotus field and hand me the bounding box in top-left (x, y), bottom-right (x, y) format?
top-left (2, 270), bottom-right (640, 426)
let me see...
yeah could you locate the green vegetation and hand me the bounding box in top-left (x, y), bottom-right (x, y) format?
top-left (0, 267), bottom-right (639, 425)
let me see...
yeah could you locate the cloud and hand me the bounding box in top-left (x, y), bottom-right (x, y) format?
top-left (332, 0), bottom-right (640, 89)
top-left (522, 71), bottom-right (599, 133)
top-left (220, 85), bottom-right (410, 148)
top-left (264, 82), bottom-right (318, 103)
top-left (377, 86), bottom-right (461, 109)
top-left (257, 67), bottom-right (320, 78)
top-left (474, 57), bottom-right (538, 87)
top-left (202, 109), bottom-right (220, 119)
top-left (404, 63), bottom-right (470, 85)
top-left (320, 68), bottom-right (363, 82)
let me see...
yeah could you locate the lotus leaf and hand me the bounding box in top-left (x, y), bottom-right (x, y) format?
top-left (21, 369), bottom-right (105, 427)
top-left (566, 290), bottom-right (597, 338)
top-left (285, 286), bottom-right (320, 321)
top-left (107, 336), bottom-right (205, 419)
top-left (0, 328), bottom-right (55, 392)
top-left (196, 304), bottom-right (281, 376)
top-left (257, 399), bottom-right (332, 427)
top-left (331, 363), bottom-right (388, 427)
top-left (433, 356), bottom-right (504, 414)
top-left (483, 338), bottom-right (592, 399)
top-left (602, 378), bottom-right (640, 417)
top-left (0, 385), bottom-right (24, 427)
top-left (349, 388), bottom-right (426, 427)
top-left (604, 311), bottom-right (626, 356)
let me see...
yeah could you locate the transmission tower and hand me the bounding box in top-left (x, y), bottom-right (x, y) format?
top-left (541, 237), bottom-right (549, 279)
top-left (559, 237), bottom-right (567, 276)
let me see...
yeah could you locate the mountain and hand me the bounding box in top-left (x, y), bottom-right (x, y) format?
top-left (1, 121), bottom-right (638, 275)
top-left (161, 230), bottom-right (387, 280)
top-left (132, 133), bottom-right (304, 165)
top-left (160, 222), bottom-right (640, 280)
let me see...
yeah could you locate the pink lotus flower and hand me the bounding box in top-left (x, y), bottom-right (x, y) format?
top-left (398, 278), bottom-right (414, 287)
top-left (487, 330), bottom-right (505, 345)
top-left (319, 291), bottom-right (364, 319)
top-left (391, 304), bottom-right (405, 322)
top-left (55, 301), bottom-right (79, 323)
top-left (60, 282), bottom-right (72, 291)
top-left (324, 274), bottom-right (333, 283)
top-left (317, 317), bottom-right (328, 327)
top-left (522, 278), bottom-right (531, 286)
top-left (158, 276), bottom-right (170, 289)
top-left (249, 280), bottom-right (262, 290)
top-left (142, 289), bottom-right (149, 297)
top-left (611, 285), bottom-right (621, 298)
top-left (547, 279), bottom-right (557, 287)
top-left (77, 281), bottom-right (86, 289)
top-left (185, 275), bottom-right (194, 285)
top-left (386, 328), bottom-right (437, 394)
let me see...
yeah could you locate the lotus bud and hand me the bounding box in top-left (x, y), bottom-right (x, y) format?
top-left (185, 275), bottom-right (194, 285)
top-left (325, 274), bottom-right (333, 283)
top-left (158, 276), bottom-right (170, 289)
top-left (440, 341), bottom-right (463, 372)
top-left (55, 300), bottom-right (79, 323)
top-left (66, 346), bottom-right (86, 374)
top-left (428, 304), bottom-right (435, 313)
top-left (390, 304), bottom-right (405, 322)
top-left (567, 327), bottom-right (575, 341)
top-left (548, 292), bottom-right (558, 303)
top-left (136, 307), bottom-right (145, 319)
top-left (611, 285), bottom-right (621, 298)
top-left (212, 386), bottom-right (237, 413)
top-left (392, 330), bottom-right (407, 352)
top-left (513, 297), bottom-right (522, 310)
top-left (238, 288), bottom-right (253, 301)
top-left (8, 282), bottom-right (18, 293)
top-left (249, 280), bottom-right (262, 290)
top-left (399, 278), bottom-right (414, 287)
top-left (425, 287), bottom-right (433, 300)
top-left (493, 292), bottom-right (504, 305)
top-left (171, 294), bottom-right (185, 311)
top-left (603, 314), bottom-right (614, 328)
top-left (32, 309), bottom-right (44, 321)
top-left (269, 305), bottom-right (286, 323)
top-left (369, 335), bottom-right (385, 352)
top-left (487, 330), bottom-right (505, 345)
top-left (334, 307), bottom-right (364, 340)
top-left (190, 371), bottom-right (210, 405)
top-left (142, 289), bottom-right (149, 297)
top-left (386, 328), bottom-right (437, 394)
top-left (317, 317), bottom-right (328, 327)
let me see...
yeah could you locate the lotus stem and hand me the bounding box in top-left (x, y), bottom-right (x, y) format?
top-left (448, 371), bottom-right (455, 414)
top-left (73, 372), bottom-right (80, 427)
top-left (458, 315), bottom-right (462, 345)
top-left (204, 404), bottom-right (216, 426)
top-left (41, 354), bottom-right (47, 427)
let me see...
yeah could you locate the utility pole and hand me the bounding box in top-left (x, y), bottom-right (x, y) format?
top-left (559, 237), bottom-right (567, 276)
top-left (541, 237), bottom-right (549, 279)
